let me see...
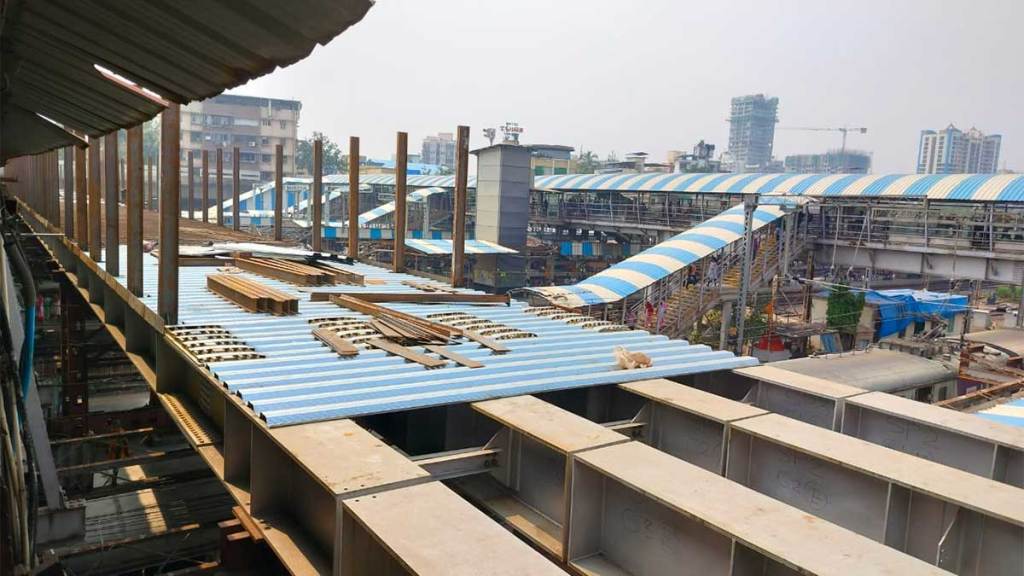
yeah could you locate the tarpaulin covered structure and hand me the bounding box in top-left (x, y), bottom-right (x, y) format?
top-left (863, 289), bottom-right (968, 338)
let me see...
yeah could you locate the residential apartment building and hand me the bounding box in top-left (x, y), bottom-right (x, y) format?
top-left (180, 94), bottom-right (301, 188)
top-left (785, 150), bottom-right (872, 174)
top-left (529, 144), bottom-right (576, 175)
top-left (421, 132), bottom-right (456, 170)
top-left (727, 94), bottom-right (779, 172)
top-left (916, 124), bottom-right (1001, 174)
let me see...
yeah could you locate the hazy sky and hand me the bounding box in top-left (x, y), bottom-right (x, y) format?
top-left (229, 0), bottom-right (1022, 174)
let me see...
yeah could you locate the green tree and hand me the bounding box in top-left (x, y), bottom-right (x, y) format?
top-left (296, 132), bottom-right (345, 175)
top-left (574, 150), bottom-right (600, 174)
top-left (826, 284), bottom-right (865, 335)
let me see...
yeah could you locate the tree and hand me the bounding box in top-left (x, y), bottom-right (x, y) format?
top-left (296, 132), bottom-right (345, 175)
top-left (826, 284), bottom-right (865, 336)
top-left (574, 150), bottom-right (599, 174)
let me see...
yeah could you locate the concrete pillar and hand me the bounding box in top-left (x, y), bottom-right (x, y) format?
top-left (720, 300), bottom-right (733, 352)
top-left (470, 142), bottom-right (530, 291)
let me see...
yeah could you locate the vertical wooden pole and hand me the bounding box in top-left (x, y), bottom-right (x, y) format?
top-left (232, 147), bottom-right (240, 231)
top-left (216, 148), bottom-right (224, 226)
top-left (311, 139), bottom-right (323, 252)
top-left (347, 136), bottom-right (359, 258)
top-left (274, 143), bottom-right (283, 240)
top-left (104, 132), bottom-right (120, 275)
top-left (159, 103), bottom-right (180, 325)
top-left (75, 146), bottom-right (88, 247)
top-left (126, 126), bottom-right (144, 296)
top-left (451, 125), bottom-right (469, 287)
top-left (147, 156), bottom-right (155, 212)
top-left (201, 149), bottom-right (209, 223)
top-left (187, 150), bottom-right (195, 220)
top-left (393, 132), bottom-right (408, 272)
top-left (62, 147), bottom-right (73, 237)
top-left (63, 147), bottom-right (74, 238)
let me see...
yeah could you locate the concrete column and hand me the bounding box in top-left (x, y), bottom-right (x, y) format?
top-left (719, 300), bottom-right (733, 352)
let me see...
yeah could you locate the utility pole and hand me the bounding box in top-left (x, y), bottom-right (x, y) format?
top-left (735, 193), bottom-right (757, 355)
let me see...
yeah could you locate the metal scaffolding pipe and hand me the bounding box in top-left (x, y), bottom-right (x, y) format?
top-left (451, 125), bottom-right (469, 287)
top-left (348, 136), bottom-right (359, 258)
top-left (159, 103), bottom-right (180, 324)
top-left (393, 131), bottom-right (407, 273)
top-left (104, 132), bottom-right (120, 276)
top-left (126, 125), bottom-right (144, 297)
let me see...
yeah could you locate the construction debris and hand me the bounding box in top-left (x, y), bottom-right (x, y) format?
top-left (207, 274), bottom-right (299, 315)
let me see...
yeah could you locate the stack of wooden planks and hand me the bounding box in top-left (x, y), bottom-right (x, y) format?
top-left (208, 274), bottom-right (299, 315)
top-left (330, 294), bottom-right (460, 339)
top-left (308, 291), bottom-right (509, 305)
top-left (234, 256), bottom-right (339, 286)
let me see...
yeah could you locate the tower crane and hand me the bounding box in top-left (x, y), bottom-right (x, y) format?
top-left (777, 126), bottom-right (868, 173)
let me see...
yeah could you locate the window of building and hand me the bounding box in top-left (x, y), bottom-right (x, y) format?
top-left (261, 154), bottom-right (272, 162)
top-left (261, 137), bottom-right (269, 146)
top-left (240, 152), bottom-right (257, 163)
top-left (261, 119), bottom-right (272, 127)
top-left (279, 120), bottom-right (287, 129)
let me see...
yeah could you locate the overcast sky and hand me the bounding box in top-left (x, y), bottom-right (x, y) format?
top-left (229, 0), bottom-right (1021, 174)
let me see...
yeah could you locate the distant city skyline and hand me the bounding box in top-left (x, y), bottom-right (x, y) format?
top-left (226, 0), bottom-right (1021, 174)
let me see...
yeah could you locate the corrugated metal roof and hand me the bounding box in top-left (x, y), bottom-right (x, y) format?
top-left (3, 0), bottom-right (373, 158)
top-left (532, 172), bottom-right (1024, 202)
top-left (528, 204), bottom-right (786, 307)
top-left (95, 246), bottom-right (756, 426)
top-left (978, 398), bottom-right (1024, 428)
top-left (404, 239), bottom-right (516, 255)
top-left (359, 187), bottom-right (446, 225)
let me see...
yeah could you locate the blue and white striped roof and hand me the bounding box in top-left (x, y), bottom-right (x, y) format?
top-left (533, 173), bottom-right (1024, 202)
top-left (93, 246), bottom-right (755, 427)
top-left (528, 203), bottom-right (786, 307)
top-left (977, 398), bottom-right (1024, 428)
top-left (358, 186), bottom-right (446, 226)
top-left (405, 239), bottom-right (517, 255)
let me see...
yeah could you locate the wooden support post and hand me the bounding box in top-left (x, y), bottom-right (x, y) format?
top-left (311, 139), bottom-right (323, 251)
top-left (104, 132), bottom-right (120, 275)
top-left (63, 147), bottom-right (74, 238)
top-left (187, 150), bottom-right (195, 220)
top-left (216, 148), bottom-right (224, 226)
top-left (75, 146), bottom-right (87, 247)
top-left (232, 147), bottom-right (240, 231)
top-left (348, 136), bottom-right (359, 259)
top-left (451, 125), bottom-right (469, 287)
top-left (147, 155), bottom-right (155, 212)
top-left (201, 149), bottom-right (209, 223)
top-left (274, 143), bottom-right (283, 241)
top-left (126, 126), bottom-right (144, 296)
top-left (159, 103), bottom-right (181, 325)
top-left (394, 131), bottom-right (408, 272)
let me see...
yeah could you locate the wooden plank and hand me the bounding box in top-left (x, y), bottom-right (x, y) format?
top-left (310, 292), bottom-right (509, 305)
top-left (330, 294), bottom-right (459, 338)
top-left (313, 327), bottom-right (359, 357)
top-left (424, 345), bottom-right (483, 368)
top-left (366, 338), bottom-right (446, 368)
top-left (463, 330), bottom-right (509, 353)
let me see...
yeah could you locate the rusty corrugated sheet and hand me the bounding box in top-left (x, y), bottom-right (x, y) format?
top-left (2, 0), bottom-right (373, 158)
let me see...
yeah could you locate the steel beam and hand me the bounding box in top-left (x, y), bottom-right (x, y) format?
top-left (63, 146), bottom-right (74, 239)
top-left (126, 125), bottom-right (143, 296)
top-left (75, 146), bottom-right (88, 247)
top-left (201, 149), bottom-right (209, 223)
top-left (842, 391), bottom-right (1024, 488)
top-left (735, 365), bottom-right (866, 430)
top-left (393, 131), bottom-right (407, 273)
top-left (104, 132), bottom-right (120, 276)
top-left (727, 414), bottom-right (1024, 575)
top-left (451, 125), bottom-right (469, 287)
top-left (159, 103), bottom-right (180, 324)
top-left (187, 150), bottom-right (195, 220)
top-left (347, 137), bottom-right (359, 258)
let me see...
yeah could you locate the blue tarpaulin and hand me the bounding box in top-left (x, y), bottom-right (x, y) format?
top-left (864, 289), bottom-right (968, 338)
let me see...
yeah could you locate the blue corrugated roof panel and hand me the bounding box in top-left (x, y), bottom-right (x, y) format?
top-left (96, 246), bottom-right (757, 427)
top-left (977, 398), bottom-right (1024, 428)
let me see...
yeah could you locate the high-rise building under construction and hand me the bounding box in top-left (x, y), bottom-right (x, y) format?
top-left (727, 94), bottom-right (779, 172)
